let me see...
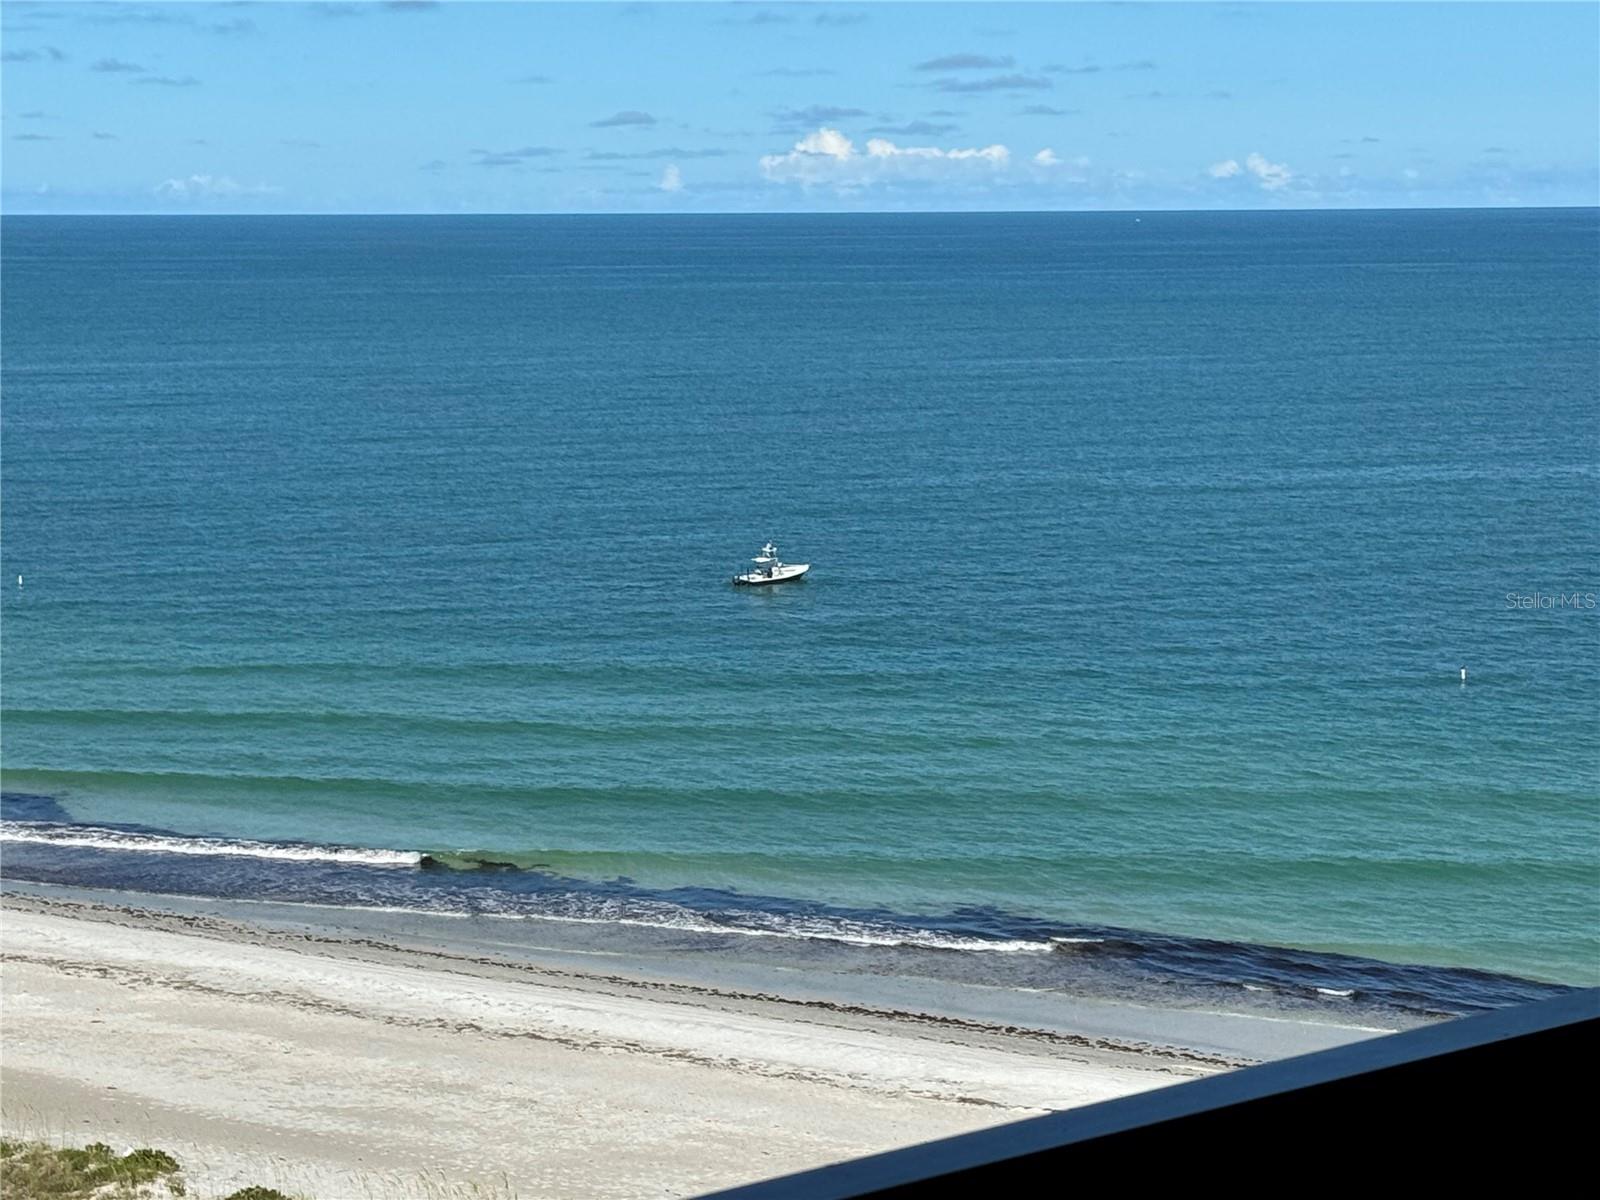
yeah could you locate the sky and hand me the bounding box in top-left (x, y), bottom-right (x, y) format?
top-left (2, 0), bottom-right (1597, 214)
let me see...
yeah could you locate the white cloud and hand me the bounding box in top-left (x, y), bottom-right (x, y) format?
top-left (790, 127), bottom-right (854, 161)
top-left (863, 137), bottom-right (1008, 164)
top-left (760, 127), bottom-right (1009, 186)
top-left (1034, 148), bottom-right (1060, 167)
top-left (659, 164), bottom-right (683, 192)
top-left (1207, 153), bottom-right (1293, 191)
top-left (1244, 151), bottom-right (1292, 190)
top-left (154, 174), bottom-right (279, 201)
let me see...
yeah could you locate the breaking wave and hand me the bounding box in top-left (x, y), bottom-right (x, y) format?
top-left (0, 820), bottom-right (423, 867)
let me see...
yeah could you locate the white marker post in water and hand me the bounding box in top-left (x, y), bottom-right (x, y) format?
top-left (1460, 667), bottom-right (1467, 682)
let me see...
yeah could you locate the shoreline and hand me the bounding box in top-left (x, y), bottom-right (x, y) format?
top-left (1, 888), bottom-right (1406, 1197)
top-left (5, 798), bottom-right (1575, 1019)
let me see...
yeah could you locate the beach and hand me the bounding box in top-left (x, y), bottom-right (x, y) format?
top-left (0, 891), bottom-right (1403, 1198)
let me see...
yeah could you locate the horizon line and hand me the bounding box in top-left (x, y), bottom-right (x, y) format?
top-left (4, 203), bottom-right (1597, 219)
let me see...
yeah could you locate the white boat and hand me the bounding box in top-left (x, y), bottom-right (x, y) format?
top-left (732, 542), bottom-right (810, 586)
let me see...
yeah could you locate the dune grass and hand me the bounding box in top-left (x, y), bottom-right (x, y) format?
top-left (0, 1140), bottom-right (295, 1200)
top-left (0, 1139), bottom-right (185, 1198)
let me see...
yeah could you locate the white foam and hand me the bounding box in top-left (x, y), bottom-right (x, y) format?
top-left (74, 886), bottom-right (1054, 955)
top-left (0, 822), bottom-right (422, 867)
top-left (425, 897), bottom-right (1054, 954)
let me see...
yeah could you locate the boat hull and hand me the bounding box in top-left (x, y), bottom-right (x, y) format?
top-left (733, 564), bottom-right (810, 586)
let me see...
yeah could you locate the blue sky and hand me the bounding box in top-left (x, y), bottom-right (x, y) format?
top-left (3, 1), bottom-right (1596, 213)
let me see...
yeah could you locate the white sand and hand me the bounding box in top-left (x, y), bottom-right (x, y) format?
top-left (1, 897), bottom-right (1206, 1198)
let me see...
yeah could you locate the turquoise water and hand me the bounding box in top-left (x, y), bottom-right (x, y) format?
top-left (2, 210), bottom-right (1596, 989)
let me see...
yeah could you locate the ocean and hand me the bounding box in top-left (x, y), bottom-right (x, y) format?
top-left (2, 209), bottom-right (1596, 1017)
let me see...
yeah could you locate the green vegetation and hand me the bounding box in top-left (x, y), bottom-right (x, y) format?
top-left (0, 1141), bottom-right (303, 1200)
top-left (0, 1140), bottom-right (183, 1198)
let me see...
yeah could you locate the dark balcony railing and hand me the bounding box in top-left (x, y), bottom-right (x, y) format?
top-left (701, 988), bottom-right (1599, 1196)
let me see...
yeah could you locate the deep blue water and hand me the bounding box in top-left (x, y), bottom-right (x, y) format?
top-left (2, 210), bottom-right (1596, 1000)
